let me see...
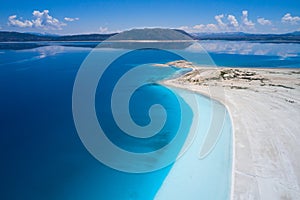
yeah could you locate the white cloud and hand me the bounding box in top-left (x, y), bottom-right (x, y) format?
top-left (206, 24), bottom-right (218, 31)
top-left (64, 17), bottom-right (79, 22)
top-left (241, 10), bottom-right (255, 29)
top-left (8, 15), bottom-right (33, 28)
top-left (178, 26), bottom-right (194, 33)
top-left (32, 10), bottom-right (66, 30)
top-left (227, 15), bottom-right (239, 27)
top-left (193, 24), bottom-right (205, 30)
top-left (179, 24), bottom-right (218, 33)
top-left (178, 26), bottom-right (189, 30)
top-left (181, 10), bottom-right (268, 33)
top-left (214, 13), bottom-right (241, 31)
top-left (281, 13), bottom-right (300, 24)
top-left (8, 10), bottom-right (66, 30)
top-left (192, 23), bottom-right (218, 32)
top-left (181, 12), bottom-right (247, 33)
top-left (215, 14), bottom-right (226, 28)
top-left (213, 13), bottom-right (240, 31)
top-left (257, 18), bottom-right (272, 25)
top-left (99, 26), bottom-right (109, 33)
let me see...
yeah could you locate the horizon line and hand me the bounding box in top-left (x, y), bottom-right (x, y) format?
top-left (1, 28), bottom-right (299, 36)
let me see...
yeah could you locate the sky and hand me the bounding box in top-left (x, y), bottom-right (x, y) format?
top-left (0, 0), bottom-right (300, 34)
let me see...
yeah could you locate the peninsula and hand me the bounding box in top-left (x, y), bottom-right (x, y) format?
top-left (161, 60), bottom-right (300, 199)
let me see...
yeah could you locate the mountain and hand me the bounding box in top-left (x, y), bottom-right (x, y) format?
top-left (98, 28), bottom-right (193, 49)
top-left (1, 29), bottom-right (299, 43)
top-left (0, 31), bottom-right (117, 42)
top-left (0, 29), bottom-right (193, 42)
top-left (25, 32), bottom-right (60, 37)
top-left (191, 32), bottom-right (300, 42)
top-left (0, 29), bottom-right (195, 50)
top-left (106, 28), bottom-right (192, 40)
top-left (287, 31), bottom-right (300, 36)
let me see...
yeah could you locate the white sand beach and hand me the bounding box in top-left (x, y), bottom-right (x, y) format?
top-left (161, 61), bottom-right (300, 199)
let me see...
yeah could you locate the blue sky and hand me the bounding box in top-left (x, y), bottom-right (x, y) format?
top-left (0, 0), bottom-right (300, 34)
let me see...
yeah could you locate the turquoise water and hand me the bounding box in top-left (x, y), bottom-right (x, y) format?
top-left (1, 40), bottom-right (298, 199)
top-left (155, 89), bottom-right (232, 199)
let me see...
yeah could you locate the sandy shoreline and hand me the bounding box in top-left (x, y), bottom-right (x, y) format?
top-left (160, 61), bottom-right (300, 199)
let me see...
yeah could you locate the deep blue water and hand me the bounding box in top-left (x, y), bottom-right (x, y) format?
top-left (95, 49), bottom-right (193, 153)
top-left (0, 47), bottom-right (194, 200)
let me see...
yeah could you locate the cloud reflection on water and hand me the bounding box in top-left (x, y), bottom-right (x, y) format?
top-left (186, 41), bottom-right (300, 58)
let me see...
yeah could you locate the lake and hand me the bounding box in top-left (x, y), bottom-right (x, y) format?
top-left (0, 40), bottom-right (299, 199)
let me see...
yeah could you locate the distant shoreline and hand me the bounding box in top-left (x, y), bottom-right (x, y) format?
top-left (0, 39), bottom-right (300, 44)
top-left (1, 29), bottom-right (300, 43)
top-left (1, 39), bottom-right (300, 51)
